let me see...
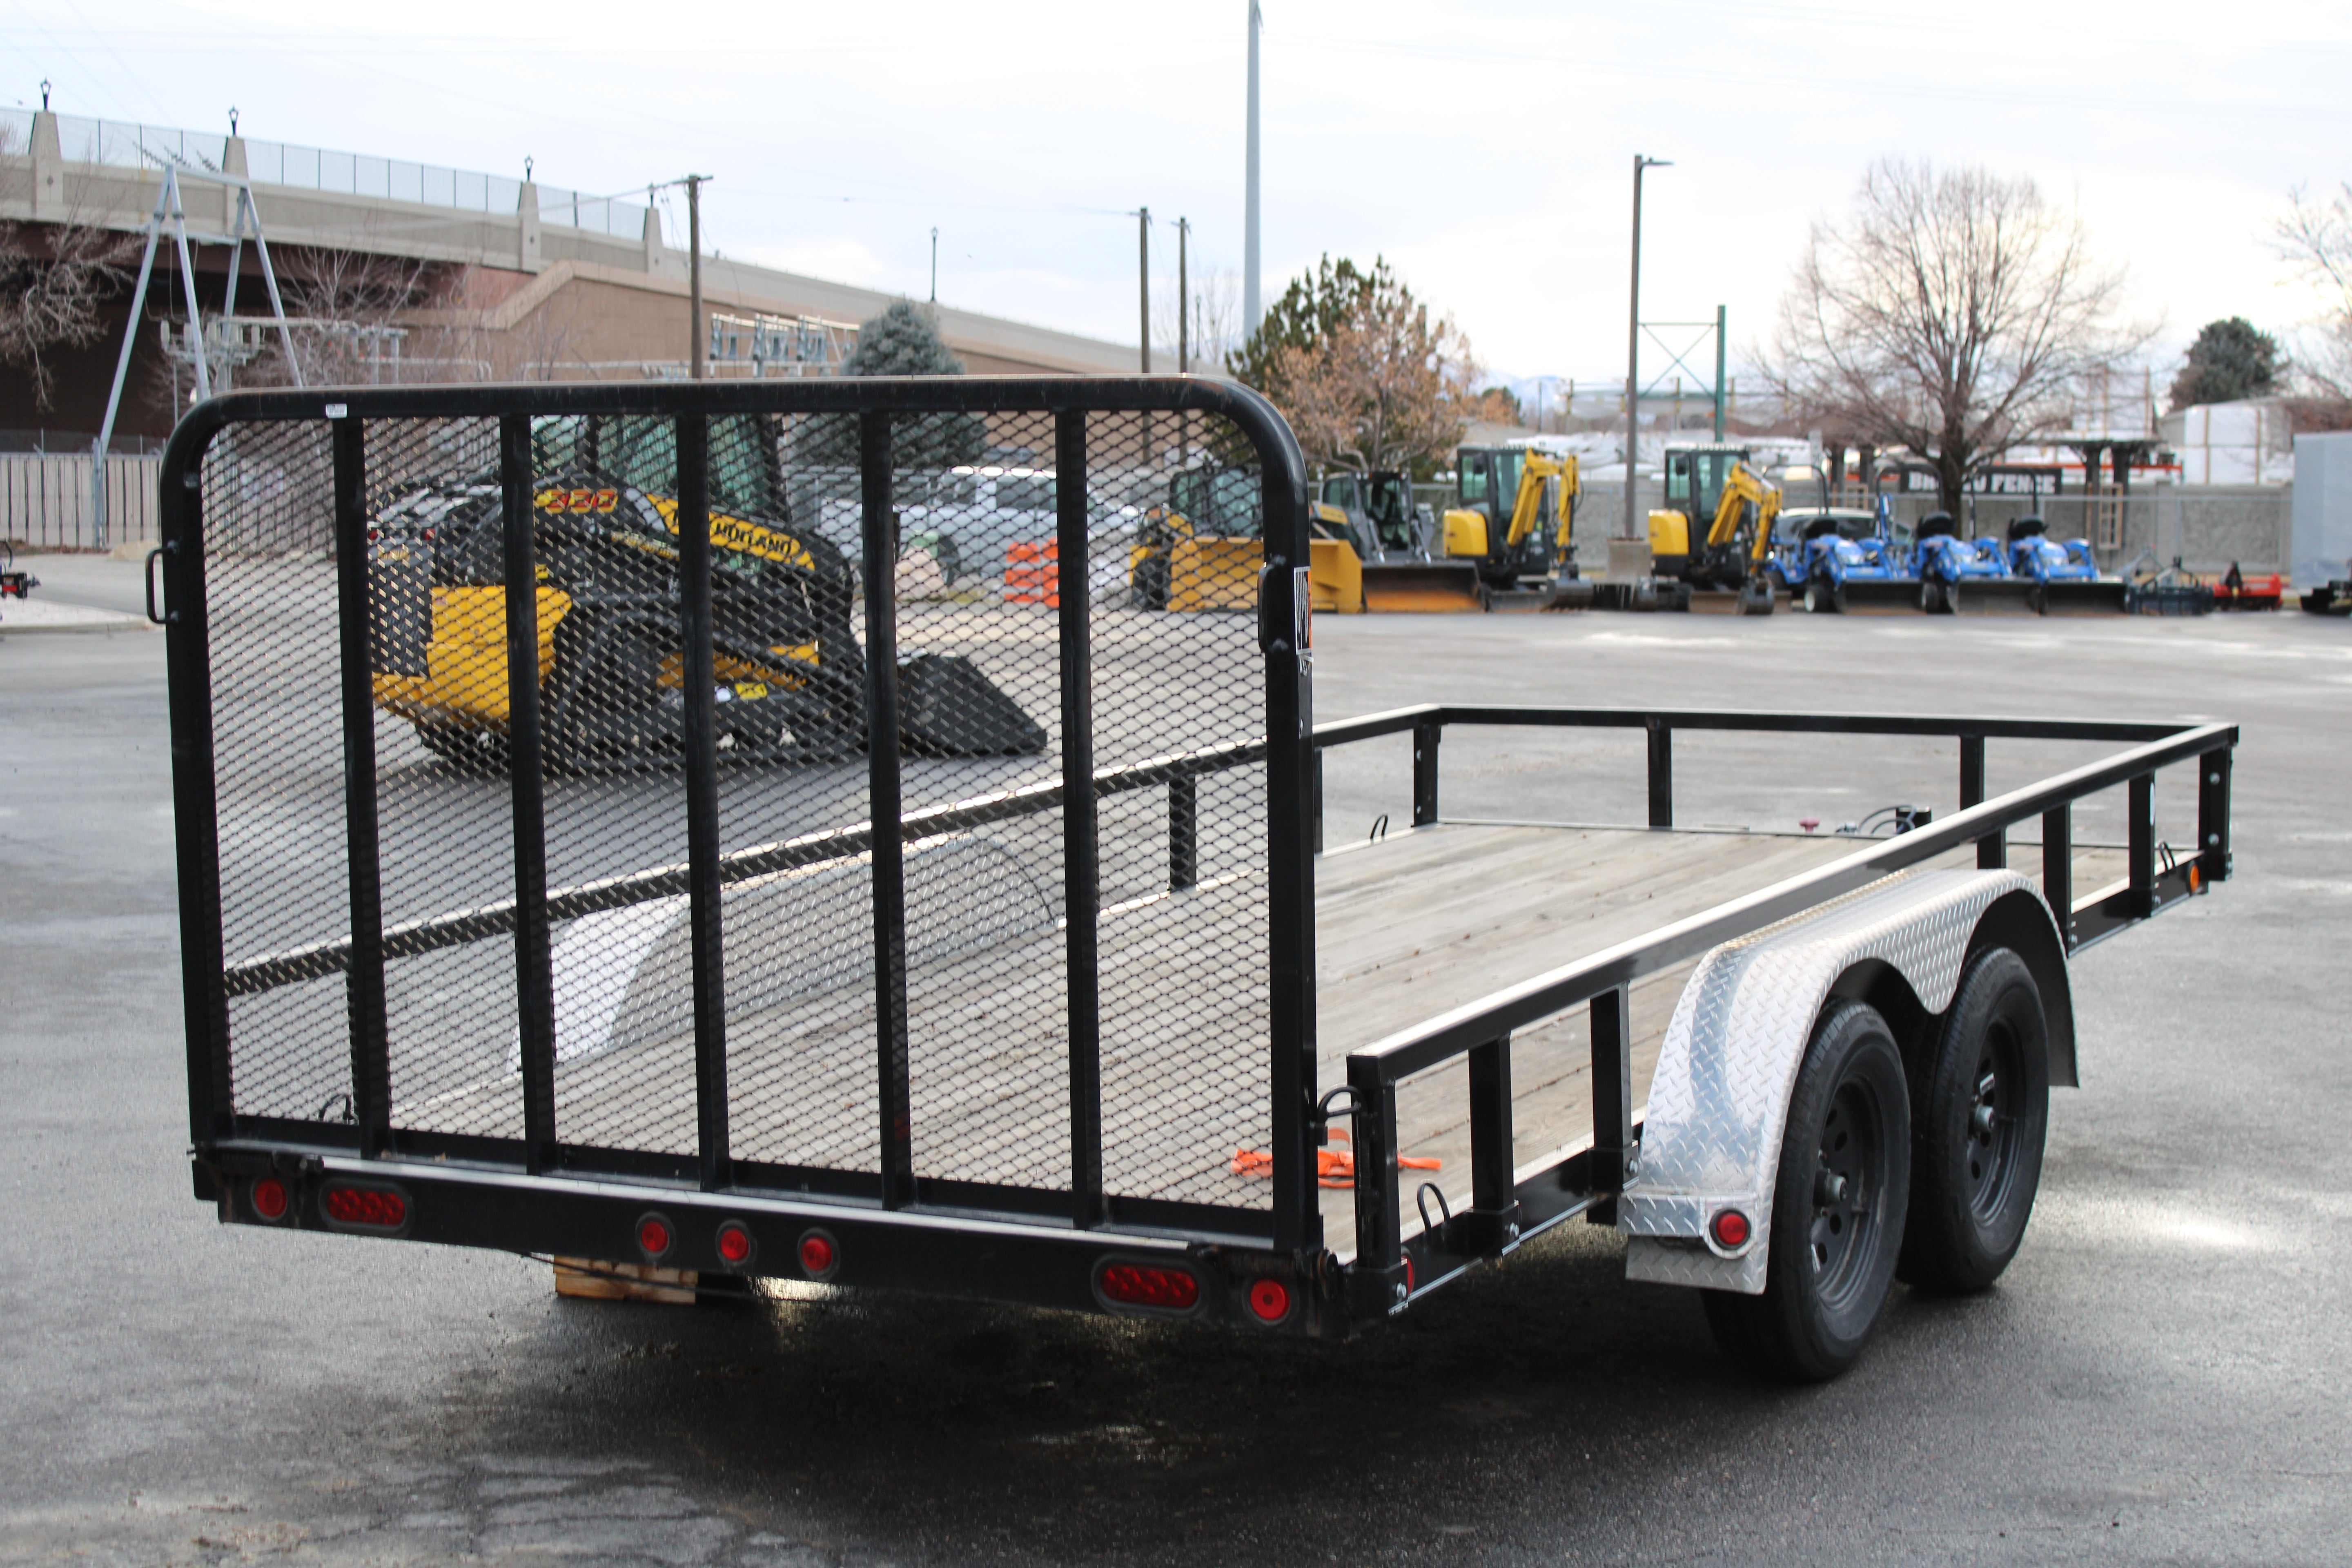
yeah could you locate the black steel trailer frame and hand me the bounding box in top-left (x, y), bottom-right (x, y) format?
top-left (158, 377), bottom-right (2237, 1339)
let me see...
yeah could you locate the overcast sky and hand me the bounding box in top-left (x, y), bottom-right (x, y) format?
top-left (11, 0), bottom-right (2350, 401)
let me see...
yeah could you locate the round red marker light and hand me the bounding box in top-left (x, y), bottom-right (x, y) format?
top-left (637, 1216), bottom-right (673, 1259)
top-left (1711, 1209), bottom-right (1751, 1249)
top-left (715, 1222), bottom-right (754, 1265)
top-left (251, 1176), bottom-right (289, 1221)
top-left (798, 1232), bottom-right (837, 1278)
top-left (1247, 1277), bottom-right (1292, 1323)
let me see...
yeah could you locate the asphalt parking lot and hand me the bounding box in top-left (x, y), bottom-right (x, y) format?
top-left (4, 559), bottom-right (2348, 1566)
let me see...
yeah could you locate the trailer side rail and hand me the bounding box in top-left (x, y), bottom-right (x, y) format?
top-left (1311, 705), bottom-right (2236, 1317)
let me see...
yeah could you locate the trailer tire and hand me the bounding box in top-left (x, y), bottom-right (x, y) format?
top-left (1703, 1000), bottom-right (1911, 1383)
top-left (1897, 946), bottom-right (2049, 1294)
top-left (414, 723), bottom-right (509, 774)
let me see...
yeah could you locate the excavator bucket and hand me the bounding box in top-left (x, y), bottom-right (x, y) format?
top-left (1358, 560), bottom-right (1490, 612)
top-left (1166, 537), bottom-right (1261, 612)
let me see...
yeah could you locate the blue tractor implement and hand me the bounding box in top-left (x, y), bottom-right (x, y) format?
top-left (2007, 516), bottom-right (2129, 614)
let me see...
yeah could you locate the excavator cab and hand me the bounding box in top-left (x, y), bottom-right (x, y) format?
top-left (1446, 446), bottom-right (1574, 590)
top-left (1648, 444), bottom-right (1778, 613)
top-left (1649, 444), bottom-right (1751, 567)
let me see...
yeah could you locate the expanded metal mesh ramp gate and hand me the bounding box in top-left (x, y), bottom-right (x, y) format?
top-left (163, 379), bottom-right (1323, 1254)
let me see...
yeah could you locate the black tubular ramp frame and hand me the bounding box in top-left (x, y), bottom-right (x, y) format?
top-left (159, 376), bottom-right (1340, 1336)
top-left (1311, 704), bottom-right (2236, 1321)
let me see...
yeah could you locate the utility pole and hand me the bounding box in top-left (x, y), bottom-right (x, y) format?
top-left (1244, 0), bottom-right (1262, 336)
top-left (1139, 207), bottom-right (1153, 465)
top-left (1624, 154), bottom-right (1670, 540)
top-left (1178, 216), bottom-right (1191, 467)
top-left (930, 227), bottom-right (938, 303)
top-left (1176, 218), bottom-right (1190, 375)
top-left (1713, 304), bottom-right (1727, 440)
top-left (685, 173), bottom-right (710, 379)
top-left (1138, 207), bottom-right (1151, 374)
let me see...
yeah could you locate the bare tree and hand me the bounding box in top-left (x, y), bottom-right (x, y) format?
top-left (2276, 181), bottom-right (2352, 404)
top-left (0, 125), bottom-right (137, 408)
top-left (1766, 159), bottom-right (2147, 512)
top-left (1155, 264), bottom-right (1243, 374)
top-left (1261, 265), bottom-right (1477, 475)
top-left (262, 246), bottom-right (433, 387)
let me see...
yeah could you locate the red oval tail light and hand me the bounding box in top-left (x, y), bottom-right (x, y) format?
top-left (321, 1185), bottom-right (406, 1229)
top-left (1097, 1261), bottom-right (1200, 1311)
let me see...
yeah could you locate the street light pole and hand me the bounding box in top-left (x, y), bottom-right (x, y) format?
top-left (1624, 154), bottom-right (1670, 540)
top-left (1243, 0), bottom-right (1262, 335)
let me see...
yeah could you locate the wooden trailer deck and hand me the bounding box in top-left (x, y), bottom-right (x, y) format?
top-left (317, 820), bottom-right (2119, 1236)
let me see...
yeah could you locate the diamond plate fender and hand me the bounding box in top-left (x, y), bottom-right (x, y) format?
top-left (1622, 868), bottom-right (2061, 1294)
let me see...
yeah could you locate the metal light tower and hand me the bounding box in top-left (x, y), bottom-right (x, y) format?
top-left (1624, 154), bottom-right (1670, 541)
top-left (1244, 0), bottom-right (1262, 336)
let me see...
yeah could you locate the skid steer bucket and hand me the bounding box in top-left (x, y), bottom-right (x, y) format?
top-left (1307, 538), bottom-right (1363, 613)
top-left (1358, 561), bottom-right (1489, 613)
top-left (2028, 579), bottom-right (2131, 615)
top-left (1821, 579), bottom-right (1931, 615)
top-left (1941, 579), bottom-right (2043, 616)
top-left (1167, 537), bottom-right (1260, 612)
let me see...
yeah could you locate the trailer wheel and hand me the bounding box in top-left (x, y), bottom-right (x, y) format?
top-left (1703, 1000), bottom-right (1910, 1383)
top-left (1897, 946), bottom-right (2049, 1294)
top-left (414, 723), bottom-right (509, 774)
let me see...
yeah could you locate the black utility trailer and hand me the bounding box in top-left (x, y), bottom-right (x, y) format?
top-left (159, 379), bottom-right (2237, 1380)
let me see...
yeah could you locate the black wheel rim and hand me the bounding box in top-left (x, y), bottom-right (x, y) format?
top-left (1963, 1021), bottom-right (2025, 1221)
top-left (1808, 1075), bottom-right (1888, 1310)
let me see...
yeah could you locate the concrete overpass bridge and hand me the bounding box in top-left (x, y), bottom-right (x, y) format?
top-left (1, 109), bottom-right (1146, 448)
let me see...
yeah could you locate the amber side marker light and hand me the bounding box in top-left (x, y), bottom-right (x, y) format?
top-left (1097, 1261), bottom-right (1200, 1311)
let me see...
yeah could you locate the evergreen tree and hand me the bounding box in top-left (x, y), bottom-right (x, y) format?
top-left (1235, 257), bottom-right (1476, 478)
top-left (803, 300), bottom-right (985, 468)
top-left (2168, 317), bottom-right (2286, 410)
top-left (1224, 256), bottom-right (1380, 391)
